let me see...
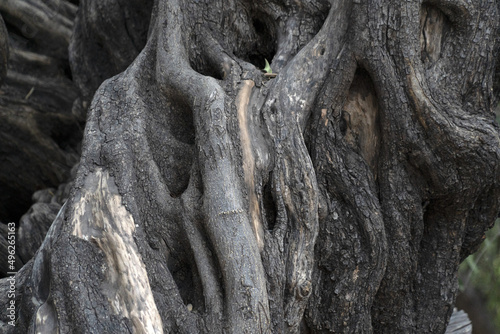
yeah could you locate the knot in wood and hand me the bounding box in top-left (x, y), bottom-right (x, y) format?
top-left (297, 281), bottom-right (312, 300)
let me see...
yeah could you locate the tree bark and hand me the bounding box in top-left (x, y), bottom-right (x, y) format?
top-left (1, 0), bottom-right (500, 333)
top-left (0, 0), bottom-right (81, 223)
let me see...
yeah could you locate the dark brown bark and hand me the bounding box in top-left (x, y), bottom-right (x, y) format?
top-left (1, 0), bottom-right (499, 333)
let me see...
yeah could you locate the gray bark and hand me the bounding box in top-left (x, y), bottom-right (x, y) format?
top-left (0, 0), bottom-right (81, 223)
top-left (1, 0), bottom-right (499, 333)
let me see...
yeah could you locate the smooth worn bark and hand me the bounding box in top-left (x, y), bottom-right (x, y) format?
top-left (1, 0), bottom-right (500, 333)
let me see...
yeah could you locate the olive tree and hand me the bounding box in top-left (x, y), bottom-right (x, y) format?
top-left (1, 0), bottom-right (499, 333)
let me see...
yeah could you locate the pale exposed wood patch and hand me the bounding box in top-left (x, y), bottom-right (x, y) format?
top-left (236, 80), bottom-right (264, 251)
top-left (321, 108), bottom-right (328, 126)
top-left (420, 5), bottom-right (446, 64)
top-left (71, 169), bottom-right (163, 334)
top-left (35, 301), bottom-right (58, 334)
top-left (343, 71), bottom-right (380, 174)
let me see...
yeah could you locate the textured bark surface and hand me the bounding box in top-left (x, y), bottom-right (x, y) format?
top-left (0, 0), bottom-right (81, 223)
top-left (1, 0), bottom-right (500, 333)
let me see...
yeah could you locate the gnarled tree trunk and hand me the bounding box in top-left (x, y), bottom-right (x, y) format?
top-left (1, 0), bottom-right (500, 333)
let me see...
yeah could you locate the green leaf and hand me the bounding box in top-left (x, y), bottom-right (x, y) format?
top-left (264, 59), bottom-right (272, 74)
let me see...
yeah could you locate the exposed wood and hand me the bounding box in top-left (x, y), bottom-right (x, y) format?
top-left (445, 309), bottom-right (472, 334)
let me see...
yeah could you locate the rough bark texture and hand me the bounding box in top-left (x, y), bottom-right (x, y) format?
top-left (1, 0), bottom-right (500, 333)
top-left (0, 0), bottom-right (81, 223)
